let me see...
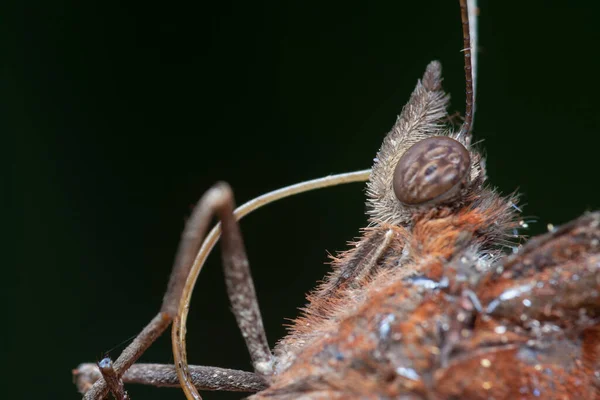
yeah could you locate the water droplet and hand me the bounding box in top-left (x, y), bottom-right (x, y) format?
top-left (396, 367), bottom-right (420, 381)
top-left (494, 326), bottom-right (507, 334)
top-left (408, 276), bottom-right (440, 289)
top-left (378, 314), bottom-right (395, 339)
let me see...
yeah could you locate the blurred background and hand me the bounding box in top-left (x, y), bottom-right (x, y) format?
top-left (6, 0), bottom-right (600, 398)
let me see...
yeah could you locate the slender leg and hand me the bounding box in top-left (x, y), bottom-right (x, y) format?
top-left (80, 182), bottom-right (271, 399)
top-left (217, 183), bottom-right (273, 373)
top-left (173, 182), bottom-right (274, 399)
top-left (74, 363), bottom-right (268, 393)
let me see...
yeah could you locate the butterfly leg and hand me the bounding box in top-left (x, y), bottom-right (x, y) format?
top-left (78, 182), bottom-right (271, 399)
top-left (74, 362), bottom-right (267, 394)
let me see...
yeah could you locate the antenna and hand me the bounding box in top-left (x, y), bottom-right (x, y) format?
top-left (458, 0), bottom-right (478, 140)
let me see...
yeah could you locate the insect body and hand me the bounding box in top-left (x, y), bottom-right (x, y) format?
top-left (74, 1), bottom-right (600, 399)
top-left (250, 61), bottom-right (596, 400)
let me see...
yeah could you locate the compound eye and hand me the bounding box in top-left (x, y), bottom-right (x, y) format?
top-left (393, 136), bottom-right (470, 205)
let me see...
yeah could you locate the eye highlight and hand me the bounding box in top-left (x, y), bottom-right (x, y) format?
top-left (392, 136), bottom-right (470, 206)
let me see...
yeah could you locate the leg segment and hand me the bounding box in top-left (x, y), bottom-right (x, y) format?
top-left (173, 182), bottom-right (273, 399)
top-left (80, 182), bottom-right (271, 399)
top-left (74, 363), bottom-right (267, 393)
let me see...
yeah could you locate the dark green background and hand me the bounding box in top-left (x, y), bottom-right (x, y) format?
top-left (7, 1), bottom-right (599, 399)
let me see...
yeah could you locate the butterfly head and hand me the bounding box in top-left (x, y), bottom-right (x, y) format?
top-left (366, 62), bottom-right (486, 226)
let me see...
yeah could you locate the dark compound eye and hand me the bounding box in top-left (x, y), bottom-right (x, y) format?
top-left (393, 136), bottom-right (470, 206)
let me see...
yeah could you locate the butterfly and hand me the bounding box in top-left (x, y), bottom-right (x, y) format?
top-left (74, 0), bottom-right (600, 398)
